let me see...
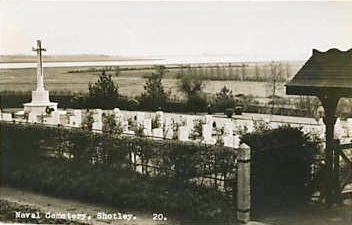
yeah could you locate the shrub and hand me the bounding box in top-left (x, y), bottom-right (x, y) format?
top-left (81, 111), bottom-right (94, 131)
top-left (214, 86), bottom-right (236, 112)
top-left (187, 94), bottom-right (208, 113)
top-left (225, 108), bottom-right (234, 118)
top-left (138, 66), bottom-right (170, 110)
top-left (242, 126), bottom-right (319, 208)
top-left (178, 73), bottom-right (208, 112)
top-left (102, 113), bottom-right (123, 135)
top-left (87, 70), bottom-right (119, 109)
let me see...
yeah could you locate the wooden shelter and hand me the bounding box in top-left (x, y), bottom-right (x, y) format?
top-left (286, 48), bottom-right (352, 205)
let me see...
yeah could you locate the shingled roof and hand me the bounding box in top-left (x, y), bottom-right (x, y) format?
top-left (286, 48), bottom-right (352, 97)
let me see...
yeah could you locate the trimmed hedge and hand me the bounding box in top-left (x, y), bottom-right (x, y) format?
top-left (0, 122), bottom-right (236, 223)
top-left (242, 126), bottom-right (318, 208)
top-left (1, 122), bottom-right (237, 182)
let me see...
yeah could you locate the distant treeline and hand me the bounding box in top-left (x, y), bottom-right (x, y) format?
top-left (67, 62), bottom-right (294, 82)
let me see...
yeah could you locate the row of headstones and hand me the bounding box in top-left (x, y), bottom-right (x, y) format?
top-left (66, 109), bottom-right (248, 148)
top-left (73, 109), bottom-right (352, 143)
top-left (295, 118), bottom-right (352, 140)
top-left (4, 107), bottom-right (349, 144)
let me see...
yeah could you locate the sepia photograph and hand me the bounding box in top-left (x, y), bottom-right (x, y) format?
top-left (0, 0), bottom-right (351, 224)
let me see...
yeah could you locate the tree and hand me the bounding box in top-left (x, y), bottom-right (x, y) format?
top-left (255, 63), bottom-right (260, 81)
top-left (285, 62), bottom-right (291, 80)
top-left (88, 70), bottom-right (119, 109)
top-left (235, 67), bottom-right (240, 80)
top-left (114, 66), bottom-right (120, 77)
top-left (179, 74), bottom-right (204, 98)
top-left (267, 61), bottom-right (284, 113)
top-left (214, 86), bottom-right (236, 111)
top-left (241, 64), bottom-right (247, 81)
top-left (179, 73), bottom-right (207, 112)
top-left (139, 65), bottom-right (169, 109)
top-left (222, 65), bottom-right (227, 80)
top-left (216, 65), bottom-right (222, 79)
top-left (227, 64), bottom-right (234, 79)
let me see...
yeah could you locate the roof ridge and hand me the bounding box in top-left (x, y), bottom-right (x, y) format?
top-left (312, 48), bottom-right (352, 55)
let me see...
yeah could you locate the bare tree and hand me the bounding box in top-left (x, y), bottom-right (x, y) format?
top-left (285, 62), bottom-right (291, 80)
top-left (254, 63), bottom-right (260, 81)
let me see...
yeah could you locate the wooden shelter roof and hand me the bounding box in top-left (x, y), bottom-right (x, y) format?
top-left (286, 48), bottom-right (352, 97)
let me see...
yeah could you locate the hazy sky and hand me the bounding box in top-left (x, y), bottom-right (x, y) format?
top-left (1, 1), bottom-right (351, 61)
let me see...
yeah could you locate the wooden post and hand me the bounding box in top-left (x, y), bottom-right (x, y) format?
top-left (319, 94), bottom-right (340, 205)
top-left (237, 143), bottom-right (251, 224)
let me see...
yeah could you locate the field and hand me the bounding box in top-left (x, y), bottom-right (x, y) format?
top-left (0, 63), bottom-right (296, 100)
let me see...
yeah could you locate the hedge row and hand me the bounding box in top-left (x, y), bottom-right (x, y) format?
top-left (1, 122), bottom-right (237, 183)
top-left (242, 126), bottom-right (319, 208)
top-left (0, 92), bottom-right (312, 117)
top-left (0, 122), bottom-right (236, 222)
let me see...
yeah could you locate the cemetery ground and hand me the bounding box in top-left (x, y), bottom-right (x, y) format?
top-left (2, 61), bottom-right (352, 224)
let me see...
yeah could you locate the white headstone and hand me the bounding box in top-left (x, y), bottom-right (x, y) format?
top-left (2, 113), bottom-right (12, 122)
top-left (143, 118), bottom-right (152, 136)
top-left (152, 128), bottom-right (163, 139)
top-left (205, 115), bottom-right (213, 125)
top-left (164, 117), bottom-right (174, 139)
top-left (234, 135), bottom-right (241, 148)
top-left (184, 116), bottom-right (194, 131)
top-left (223, 135), bottom-right (234, 148)
top-left (44, 111), bottom-right (60, 125)
top-left (28, 112), bottom-right (37, 122)
top-left (75, 110), bottom-right (82, 126)
top-left (178, 126), bottom-right (189, 141)
top-left (69, 110), bottom-right (82, 127)
top-left (246, 120), bottom-right (254, 133)
top-left (202, 124), bottom-right (216, 144)
top-left (136, 112), bottom-right (145, 125)
top-left (122, 120), bottom-right (129, 132)
top-left (318, 125), bottom-right (326, 139)
top-left (270, 122), bottom-right (280, 129)
top-left (92, 109), bottom-right (103, 131)
top-left (155, 111), bottom-right (164, 128)
top-left (114, 108), bottom-right (121, 115)
top-left (202, 124), bottom-right (212, 139)
top-left (114, 108), bottom-right (123, 121)
top-left (224, 122), bottom-right (233, 136)
top-left (347, 118), bottom-right (352, 137)
top-left (334, 118), bottom-right (344, 139)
